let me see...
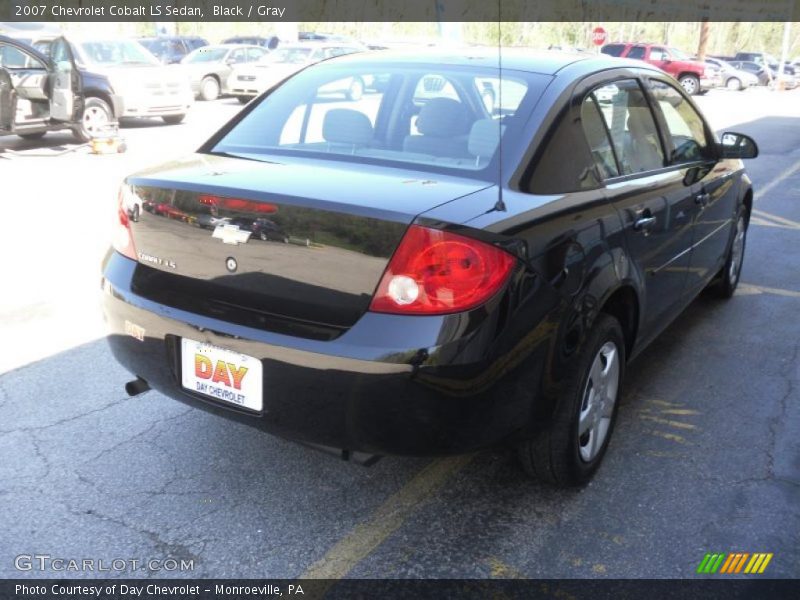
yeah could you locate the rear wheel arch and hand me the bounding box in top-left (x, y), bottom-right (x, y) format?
top-left (598, 285), bottom-right (640, 360)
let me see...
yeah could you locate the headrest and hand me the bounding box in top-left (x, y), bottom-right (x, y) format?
top-left (468, 119), bottom-right (504, 159)
top-left (322, 109), bottom-right (373, 146)
top-left (416, 97), bottom-right (470, 138)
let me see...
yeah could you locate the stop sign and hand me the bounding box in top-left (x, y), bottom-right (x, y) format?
top-left (592, 27), bottom-right (608, 46)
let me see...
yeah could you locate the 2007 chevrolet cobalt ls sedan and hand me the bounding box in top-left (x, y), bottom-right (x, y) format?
top-left (103, 50), bottom-right (757, 486)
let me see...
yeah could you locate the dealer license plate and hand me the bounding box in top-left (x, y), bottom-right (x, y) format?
top-left (180, 338), bottom-right (263, 412)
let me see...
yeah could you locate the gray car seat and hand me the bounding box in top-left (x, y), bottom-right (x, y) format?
top-left (322, 108), bottom-right (373, 153)
top-left (403, 97), bottom-right (471, 158)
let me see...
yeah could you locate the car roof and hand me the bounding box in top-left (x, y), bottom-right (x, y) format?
top-left (322, 47), bottom-right (650, 76)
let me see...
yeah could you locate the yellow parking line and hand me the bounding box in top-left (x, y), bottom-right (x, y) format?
top-left (638, 414), bottom-right (697, 430)
top-left (751, 209), bottom-right (800, 230)
top-left (301, 454), bottom-right (474, 581)
top-left (755, 158), bottom-right (800, 202)
top-left (737, 283), bottom-right (800, 298)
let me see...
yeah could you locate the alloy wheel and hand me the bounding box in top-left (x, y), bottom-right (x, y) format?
top-left (578, 341), bottom-right (620, 462)
top-left (729, 216), bottom-right (746, 284)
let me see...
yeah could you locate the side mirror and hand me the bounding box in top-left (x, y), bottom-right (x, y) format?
top-left (719, 132), bottom-right (758, 159)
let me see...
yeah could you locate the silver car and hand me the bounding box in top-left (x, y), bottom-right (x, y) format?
top-left (180, 44), bottom-right (269, 101)
top-left (228, 43), bottom-right (365, 103)
top-left (704, 57), bottom-right (759, 91)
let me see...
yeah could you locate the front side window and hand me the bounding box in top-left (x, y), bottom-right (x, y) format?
top-left (590, 79), bottom-right (665, 175)
top-left (649, 47), bottom-right (668, 61)
top-left (649, 80), bottom-right (712, 163)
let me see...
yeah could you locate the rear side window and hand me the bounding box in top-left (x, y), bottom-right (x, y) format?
top-left (590, 79), bottom-right (665, 175)
top-left (649, 80), bottom-right (712, 163)
top-left (601, 44), bottom-right (625, 57)
top-left (581, 95), bottom-right (619, 179)
top-left (626, 45), bottom-right (646, 60)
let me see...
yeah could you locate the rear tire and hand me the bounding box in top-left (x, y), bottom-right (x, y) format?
top-left (726, 77), bottom-right (742, 91)
top-left (679, 74), bottom-right (700, 95)
top-left (199, 76), bottom-right (220, 101)
top-left (518, 314), bottom-right (625, 487)
top-left (713, 212), bottom-right (747, 299)
top-left (162, 114), bottom-right (185, 125)
top-left (237, 96), bottom-right (251, 104)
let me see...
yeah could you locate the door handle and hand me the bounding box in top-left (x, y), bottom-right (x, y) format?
top-left (634, 216), bottom-right (657, 231)
top-left (695, 192), bottom-right (711, 207)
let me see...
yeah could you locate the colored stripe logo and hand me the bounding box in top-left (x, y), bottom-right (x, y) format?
top-left (697, 553), bottom-right (773, 574)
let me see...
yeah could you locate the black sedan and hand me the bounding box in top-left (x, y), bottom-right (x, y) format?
top-left (104, 50), bottom-right (757, 486)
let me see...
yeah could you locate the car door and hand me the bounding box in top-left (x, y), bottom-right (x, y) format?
top-left (49, 37), bottom-right (82, 123)
top-left (645, 77), bottom-right (737, 294)
top-left (580, 77), bottom-right (698, 335)
top-left (0, 42), bottom-right (19, 131)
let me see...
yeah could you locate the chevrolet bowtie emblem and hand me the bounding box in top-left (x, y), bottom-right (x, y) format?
top-left (212, 224), bottom-right (252, 245)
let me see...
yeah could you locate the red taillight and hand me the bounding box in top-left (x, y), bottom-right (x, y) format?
top-left (369, 225), bottom-right (516, 315)
top-left (113, 187), bottom-right (138, 260)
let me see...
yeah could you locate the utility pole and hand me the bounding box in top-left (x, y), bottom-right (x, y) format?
top-left (697, 19), bottom-right (710, 61)
top-left (778, 22), bottom-right (791, 80)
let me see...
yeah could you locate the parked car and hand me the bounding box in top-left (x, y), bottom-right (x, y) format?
top-left (601, 42), bottom-right (715, 94)
top-left (106, 50), bottom-right (758, 486)
top-left (726, 60), bottom-right (772, 86)
top-left (0, 35), bottom-right (122, 141)
top-left (139, 36), bottom-right (208, 64)
top-left (32, 35), bottom-right (194, 125)
top-left (228, 216), bottom-right (289, 243)
top-left (222, 36), bottom-right (280, 50)
top-left (228, 42), bottom-right (364, 103)
top-left (729, 52), bottom-right (796, 76)
top-left (180, 44), bottom-right (269, 101)
top-left (703, 57), bottom-right (758, 91)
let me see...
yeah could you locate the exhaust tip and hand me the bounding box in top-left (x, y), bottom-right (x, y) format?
top-left (125, 377), bottom-right (150, 397)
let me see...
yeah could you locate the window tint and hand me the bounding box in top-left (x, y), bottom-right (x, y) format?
top-left (581, 95), bottom-right (618, 179)
top-left (601, 44), bottom-right (625, 57)
top-left (592, 79), bottom-right (664, 175)
top-left (650, 80), bottom-right (711, 163)
top-left (626, 45), bottom-right (646, 60)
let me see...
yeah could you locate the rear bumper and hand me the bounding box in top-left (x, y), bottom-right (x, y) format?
top-left (101, 251), bottom-right (550, 456)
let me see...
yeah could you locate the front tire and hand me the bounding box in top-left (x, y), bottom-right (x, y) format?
top-left (73, 96), bottom-right (113, 142)
top-left (679, 74), bottom-right (700, 95)
top-left (162, 114), bottom-right (185, 125)
top-left (199, 76), bottom-right (220, 101)
top-left (518, 314), bottom-right (625, 486)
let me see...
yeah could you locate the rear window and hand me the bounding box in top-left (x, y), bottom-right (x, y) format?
top-left (210, 64), bottom-right (550, 176)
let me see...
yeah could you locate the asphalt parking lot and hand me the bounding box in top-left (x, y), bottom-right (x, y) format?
top-left (1, 87), bottom-right (798, 580)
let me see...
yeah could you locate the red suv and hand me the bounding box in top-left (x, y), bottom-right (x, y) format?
top-left (601, 43), bottom-right (718, 95)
